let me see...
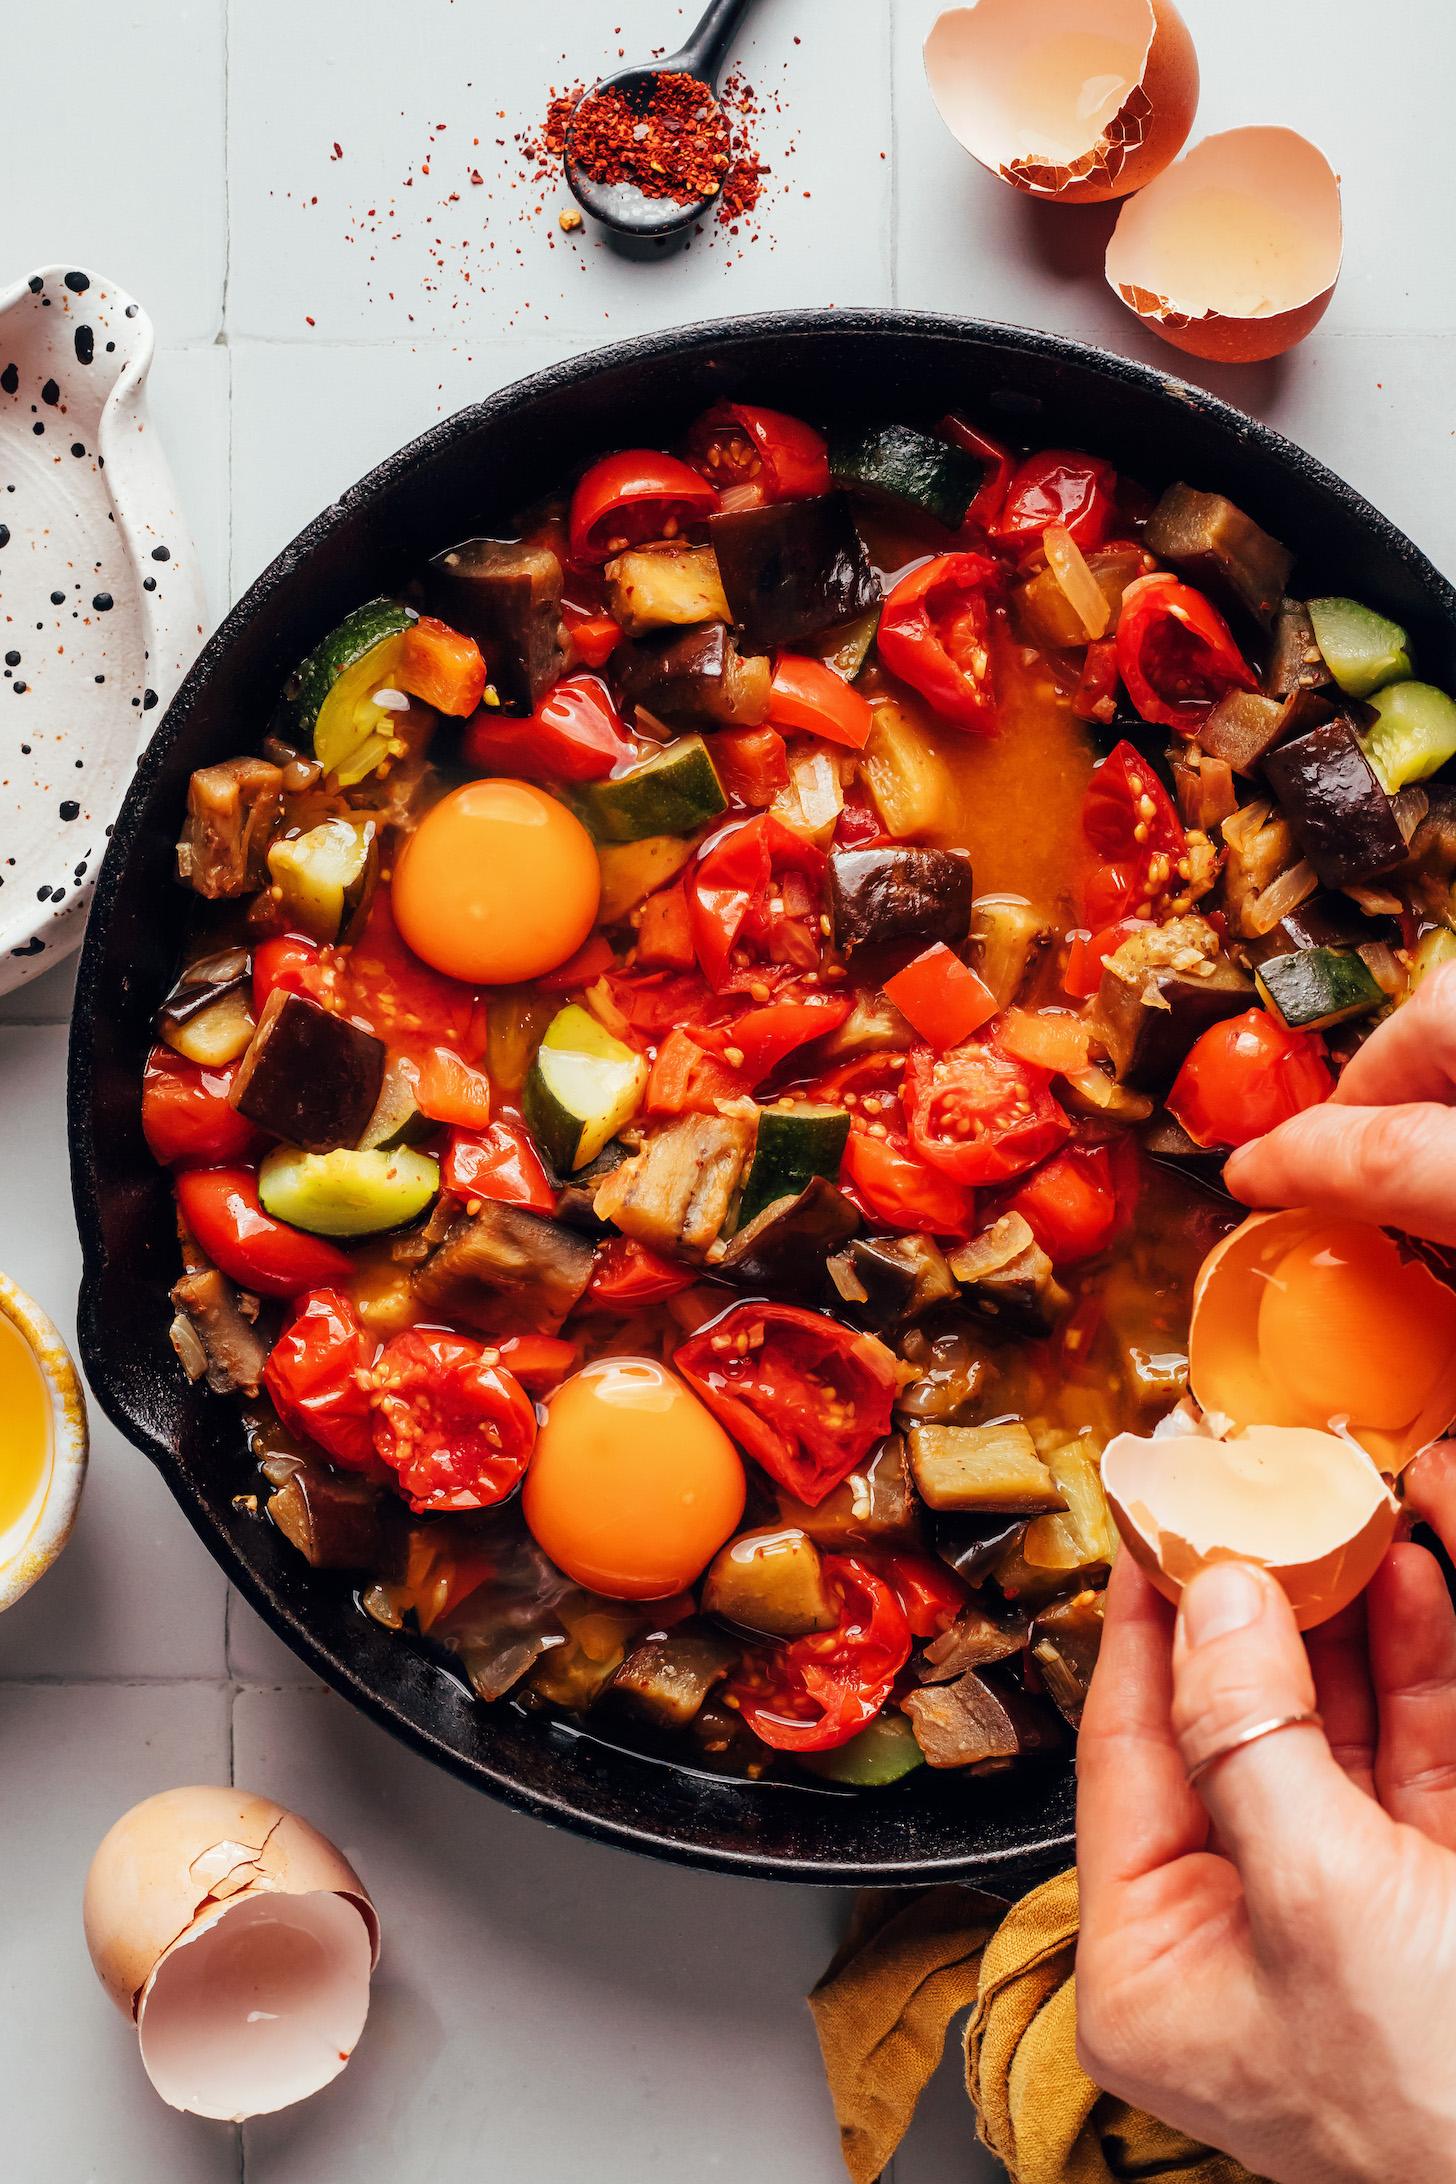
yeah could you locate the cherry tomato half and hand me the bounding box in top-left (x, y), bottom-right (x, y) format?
top-left (724, 1556), bottom-right (911, 1752)
top-left (462, 674), bottom-right (635, 783)
top-left (442, 1116), bottom-right (556, 1213)
top-left (1167, 1009), bottom-right (1334, 1151)
top-left (877, 553), bottom-right (1000, 735)
top-left (263, 1288), bottom-right (379, 1472)
top-left (568, 449), bottom-right (719, 565)
top-left (1080, 741), bottom-right (1188, 926)
top-left (997, 449), bottom-right (1118, 552)
top-left (142, 1046), bottom-right (261, 1168)
top-left (903, 1042), bottom-right (1070, 1187)
top-left (1116, 572), bottom-right (1258, 732)
top-left (371, 1327), bottom-right (537, 1514)
top-left (687, 814), bottom-right (826, 992)
top-left (684, 401), bottom-right (830, 504)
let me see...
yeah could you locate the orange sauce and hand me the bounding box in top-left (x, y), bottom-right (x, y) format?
top-left (0, 1313), bottom-right (51, 1539)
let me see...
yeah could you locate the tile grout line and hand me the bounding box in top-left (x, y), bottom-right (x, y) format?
top-left (221, 0), bottom-right (235, 616)
top-left (888, 0), bottom-right (899, 309)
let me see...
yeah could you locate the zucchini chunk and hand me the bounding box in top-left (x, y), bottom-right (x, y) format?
top-left (800, 1715), bottom-right (926, 1786)
top-left (522, 1004), bottom-right (648, 1174)
top-left (602, 545), bottom-right (730, 636)
top-left (717, 1176), bottom-right (860, 1289)
top-left (1360, 681), bottom-right (1456, 793)
top-left (595, 831), bottom-right (702, 923)
top-left (357, 1055), bottom-right (434, 1152)
top-left (1255, 946), bottom-right (1385, 1032)
top-left (412, 1200), bottom-right (596, 1333)
top-left (423, 537), bottom-right (568, 710)
top-left (266, 816), bottom-right (377, 944)
top-left (607, 1619), bottom-right (738, 1731)
top-left (906, 1420), bottom-right (1069, 1516)
top-left (808, 605), bottom-right (880, 682)
top-left (829, 423), bottom-right (983, 529)
top-left (1261, 716), bottom-right (1408, 889)
top-left (827, 845), bottom-right (975, 954)
top-left (710, 493), bottom-right (881, 653)
top-left (258, 1144), bottom-right (439, 1237)
top-left (1307, 597), bottom-right (1412, 700)
top-left (777, 1433), bottom-right (924, 1552)
top-left (701, 1526), bottom-right (840, 1638)
top-left (1031, 1588), bottom-right (1106, 1731)
top-left (737, 1104), bottom-right (851, 1230)
top-left (290, 599), bottom-right (416, 786)
top-left (859, 701), bottom-right (955, 842)
top-left (613, 622), bottom-right (772, 730)
top-left (1142, 482), bottom-right (1293, 630)
top-left (230, 989), bottom-right (386, 1153)
top-left (578, 735), bottom-right (727, 843)
top-left (176, 756), bottom-right (283, 899)
top-left (592, 1109), bottom-right (756, 1258)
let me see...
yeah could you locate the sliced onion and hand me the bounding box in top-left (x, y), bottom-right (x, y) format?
top-left (1220, 798), bottom-right (1273, 851)
top-left (1043, 523), bottom-right (1110, 641)
top-left (1357, 940), bottom-right (1405, 996)
top-left (1244, 859), bottom-right (1318, 935)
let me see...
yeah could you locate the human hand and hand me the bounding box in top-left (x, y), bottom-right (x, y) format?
top-left (1075, 1465), bottom-right (1456, 2184)
top-left (1223, 959), bottom-right (1456, 1238)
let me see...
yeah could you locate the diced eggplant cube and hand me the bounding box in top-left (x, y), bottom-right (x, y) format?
top-left (268, 1467), bottom-right (394, 1572)
top-left (1200, 691), bottom-right (1290, 778)
top-left (1274, 888), bottom-right (1395, 953)
top-left (777, 1432), bottom-right (923, 1551)
top-left (1267, 598), bottom-right (1334, 699)
top-left (906, 1421), bottom-right (1068, 1515)
top-left (702, 1527), bottom-right (840, 1638)
top-left (718, 1175), bottom-right (860, 1290)
top-left (1139, 1108), bottom-right (1234, 1192)
top-left (424, 536), bottom-right (567, 710)
top-left (710, 493), bottom-right (881, 653)
top-left (827, 845), bottom-right (975, 953)
top-left (613, 619), bottom-right (771, 729)
top-left (176, 756), bottom-right (284, 899)
top-left (828, 1232), bottom-right (956, 1329)
top-left (168, 1267), bottom-right (269, 1396)
top-left (607, 1619), bottom-right (738, 1732)
top-left (593, 1109), bottom-right (755, 1259)
top-left (229, 989), bottom-right (386, 1152)
top-left (1096, 953), bottom-right (1255, 1088)
top-left (412, 1199), bottom-right (595, 1332)
top-left (1030, 1588), bottom-right (1105, 1729)
top-left (1143, 482), bottom-right (1293, 630)
top-left (918, 1602), bottom-right (1029, 1683)
top-left (901, 1667), bottom-right (1063, 1771)
top-left (934, 1513), bottom-right (1030, 1587)
top-left (1261, 717), bottom-right (1409, 889)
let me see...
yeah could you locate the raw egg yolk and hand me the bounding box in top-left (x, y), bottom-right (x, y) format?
top-left (390, 779), bottom-right (600, 986)
top-left (1256, 1221), bottom-right (1448, 1432)
top-left (523, 1357), bottom-right (746, 1600)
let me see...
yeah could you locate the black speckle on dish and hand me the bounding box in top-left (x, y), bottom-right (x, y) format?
top-left (35, 885), bottom-right (50, 901)
top-left (27, 277), bottom-right (42, 295)
top-left (41, 380), bottom-right (59, 406)
top-left (70, 443), bottom-right (85, 459)
top-left (0, 364), bottom-right (16, 396)
top-left (105, 341), bottom-right (115, 355)
top-left (151, 545), bottom-right (171, 562)
top-left (59, 801), bottom-right (80, 821)
top-left (92, 593), bottom-right (113, 612)
top-left (31, 424), bottom-right (42, 437)
top-left (74, 864), bottom-right (87, 879)
top-left (74, 760), bottom-right (83, 769)
top-left (4, 652), bottom-right (18, 667)
top-left (142, 576), bottom-right (156, 592)
top-left (49, 591), bottom-right (64, 606)
top-left (124, 303), bottom-right (139, 319)
top-left (64, 271), bottom-right (90, 294)
top-left (13, 682), bottom-right (26, 694)
top-left (51, 889), bottom-right (64, 904)
top-left (20, 744), bottom-right (29, 754)
top-left (73, 325), bottom-right (94, 366)
top-left (130, 696), bottom-right (140, 708)
top-left (0, 528), bottom-right (8, 550)
top-left (143, 689), bottom-right (158, 710)
top-left (12, 937), bottom-right (44, 957)
top-left (41, 298), bottom-right (50, 309)
top-left (94, 675), bottom-right (104, 684)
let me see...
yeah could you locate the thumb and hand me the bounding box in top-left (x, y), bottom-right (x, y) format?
top-left (1171, 1561), bottom-right (1370, 1916)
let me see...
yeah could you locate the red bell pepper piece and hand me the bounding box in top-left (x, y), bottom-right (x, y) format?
top-left (938, 415), bottom-right (1016, 533)
top-left (535, 932), bottom-right (617, 993)
top-left (877, 552), bottom-right (1000, 735)
top-left (175, 1168), bottom-right (354, 1299)
top-left (492, 1333), bottom-right (577, 1390)
top-left (636, 879), bottom-right (697, 971)
top-left (876, 1549), bottom-right (969, 1637)
top-left (569, 450), bottom-right (719, 564)
top-left (442, 1117), bottom-right (556, 1213)
top-left (644, 1030), bottom-right (750, 1116)
top-left (589, 1236), bottom-right (698, 1308)
top-left (1062, 918), bottom-right (1156, 1001)
top-left (687, 814), bottom-right (826, 992)
top-left (1116, 572), bottom-right (1258, 732)
top-left (709, 724), bottom-right (790, 809)
top-left (1005, 1143), bottom-right (1120, 1267)
top-left (882, 944), bottom-right (998, 1050)
top-left (462, 674), bottom-right (634, 782)
top-left (767, 655), bottom-right (873, 750)
top-left (562, 601), bottom-right (623, 669)
top-left (397, 615), bottom-right (488, 716)
top-left (1071, 638), bottom-right (1120, 724)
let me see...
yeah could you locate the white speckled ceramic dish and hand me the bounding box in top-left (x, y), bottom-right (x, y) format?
top-left (0, 1272), bottom-right (88, 1613)
top-left (0, 264), bottom-right (206, 996)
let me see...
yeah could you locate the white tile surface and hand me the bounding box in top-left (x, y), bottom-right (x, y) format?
top-left (6, 0), bottom-right (1456, 2175)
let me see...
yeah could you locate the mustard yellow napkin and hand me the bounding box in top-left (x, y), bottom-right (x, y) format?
top-left (809, 1868), bottom-right (1262, 2184)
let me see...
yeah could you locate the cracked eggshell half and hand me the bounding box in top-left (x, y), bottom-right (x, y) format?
top-left (1105, 125), bottom-right (1342, 361)
top-left (1102, 1419), bottom-right (1399, 1631)
top-left (84, 1786), bottom-right (379, 2121)
top-left (923, 0), bottom-right (1199, 205)
top-left (1189, 1209), bottom-right (1456, 1477)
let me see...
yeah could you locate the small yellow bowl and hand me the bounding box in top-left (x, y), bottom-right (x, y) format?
top-left (0, 1273), bottom-right (88, 1613)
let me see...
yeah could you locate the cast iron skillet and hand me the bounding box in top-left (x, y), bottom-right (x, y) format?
top-left (67, 311), bottom-right (1456, 1887)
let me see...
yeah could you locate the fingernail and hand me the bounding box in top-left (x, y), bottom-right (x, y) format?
top-left (1221, 1146), bottom-right (1249, 1190)
top-left (1180, 1561), bottom-right (1266, 1648)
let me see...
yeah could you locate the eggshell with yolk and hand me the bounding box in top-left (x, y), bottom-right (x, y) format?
top-left (1102, 1418), bottom-right (1399, 1631)
top-left (390, 777), bottom-right (600, 985)
top-left (923, 0), bottom-right (1199, 206)
top-left (524, 1356), bottom-right (746, 1600)
top-left (1105, 125), bottom-right (1342, 361)
top-left (84, 1786), bottom-right (379, 2119)
top-left (1189, 1209), bottom-right (1456, 1475)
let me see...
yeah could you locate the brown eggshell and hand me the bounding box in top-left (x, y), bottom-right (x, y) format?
top-left (84, 1785), bottom-right (379, 2023)
top-left (924, 0), bottom-right (1199, 206)
top-left (1103, 1421), bottom-right (1399, 1631)
top-left (1105, 126), bottom-right (1341, 361)
top-left (1189, 1210), bottom-right (1456, 1476)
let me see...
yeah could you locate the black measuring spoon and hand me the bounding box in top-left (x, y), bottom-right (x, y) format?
top-left (564, 0), bottom-right (757, 238)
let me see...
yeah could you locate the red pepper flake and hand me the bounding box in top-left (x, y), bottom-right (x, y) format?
top-left (564, 72), bottom-right (730, 203)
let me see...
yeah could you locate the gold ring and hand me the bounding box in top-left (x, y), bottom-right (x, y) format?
top-left (1185, 1711), bottom-right (1325, 1787)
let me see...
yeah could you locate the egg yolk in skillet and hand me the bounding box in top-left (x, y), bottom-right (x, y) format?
top-left (391, 778), bottom-right (600, 984)
top-left (524, 1358), bottom-right (746, 1600)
